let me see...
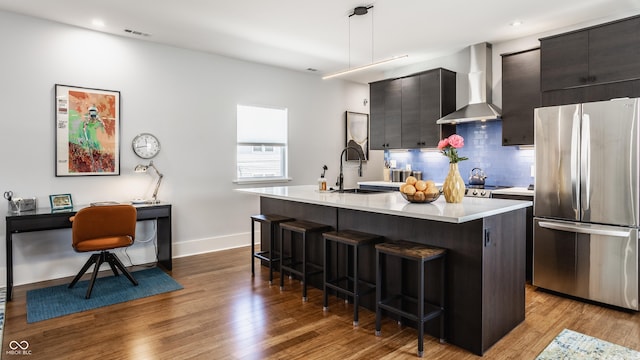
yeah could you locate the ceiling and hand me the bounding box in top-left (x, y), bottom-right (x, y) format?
top-left (1, 0), bottom-right (639, 83)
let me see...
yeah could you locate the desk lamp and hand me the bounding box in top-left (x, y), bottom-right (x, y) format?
top-left (134, 161), bottom-right (164, 204)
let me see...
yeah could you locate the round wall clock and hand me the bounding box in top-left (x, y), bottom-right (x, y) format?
top-left (132, 133), bottom-right (161, 159)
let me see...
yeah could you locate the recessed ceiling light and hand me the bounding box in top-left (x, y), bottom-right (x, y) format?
top-left (510, 20), bottom-right (523, 27)
top-left (92, 19), bottom-right (105, 27)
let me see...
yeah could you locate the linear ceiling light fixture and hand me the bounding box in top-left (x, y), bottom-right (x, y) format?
top-left (322, 5), bottom-right (408, 80)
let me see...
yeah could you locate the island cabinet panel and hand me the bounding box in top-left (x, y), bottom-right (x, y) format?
top-left (259, 198), bottom-right (338, 287)
top-left (259, 197), bottom-right (526, 356)
top-left (493, 193), bottom-right (534, 282)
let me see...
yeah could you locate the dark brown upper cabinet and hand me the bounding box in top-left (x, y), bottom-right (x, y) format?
top-left (370, 68), bottom-right (456, 150)
top-left (540, 15), bottom-right (640, 106)
top-left (501, 48), bottom-right (540, 146)
top-left (370, 79), bottom-right (402, 150)
top-left (402, 69), bottom-right (456, 148)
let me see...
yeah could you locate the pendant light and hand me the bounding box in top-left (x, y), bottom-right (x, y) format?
top-left (322, 6), bottom-right (408, 80)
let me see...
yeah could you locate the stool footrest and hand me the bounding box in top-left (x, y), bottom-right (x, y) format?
top-left (378, 294), bottom-right (443, 323)
top-left (253, 252), bottom-right (279, 263)
top-left (326, 277), bottom-right (376, 295)
top-left (281, 262), bottom-right (323, 278)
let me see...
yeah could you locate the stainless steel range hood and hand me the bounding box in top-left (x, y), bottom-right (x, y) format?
top-left (437, 43), bottom-right (501, 124)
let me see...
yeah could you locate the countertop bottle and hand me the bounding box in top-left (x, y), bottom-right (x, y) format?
top-left (318, 175), bottom-right (327, 191)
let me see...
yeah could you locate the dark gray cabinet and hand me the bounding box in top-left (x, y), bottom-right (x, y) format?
top-left (540, 15), bottom-right (640, 106)
top-left (370, 68), bottom-right (456, 150)
top-left (402, 69), bottom-right (456, 148)
top-left (492, 193), bottom-right (533, 283)
top-left (501, 48), bottom-right (540, 146)
top-left (370, 79), bottom-right (402, 149)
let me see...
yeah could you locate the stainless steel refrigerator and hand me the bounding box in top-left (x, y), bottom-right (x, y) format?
top-left (534, 98), bottom-right (639, 311)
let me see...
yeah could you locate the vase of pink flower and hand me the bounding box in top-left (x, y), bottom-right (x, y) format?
top-left (438, 134), bottom-right (468, 203)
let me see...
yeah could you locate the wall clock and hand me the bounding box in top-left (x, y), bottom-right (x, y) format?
top-left (132, 133), bottom-right (161, 159)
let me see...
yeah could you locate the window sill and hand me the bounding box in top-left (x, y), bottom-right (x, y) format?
top-left (234, 177), bottom-right (293, 185)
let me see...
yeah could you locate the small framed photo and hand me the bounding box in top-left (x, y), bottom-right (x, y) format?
top-left (49, 194), bottom-right (73, 211)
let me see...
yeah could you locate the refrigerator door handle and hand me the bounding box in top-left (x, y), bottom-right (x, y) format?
top-left (581, 113), bottom-right (591, 213)
top-left (538, 221), bottom-right (631, 238)
top-left (571, 111), bottom-right (581, 215)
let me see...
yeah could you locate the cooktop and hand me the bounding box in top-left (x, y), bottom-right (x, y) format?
top-left (465, 185), bottom-right (511, 198)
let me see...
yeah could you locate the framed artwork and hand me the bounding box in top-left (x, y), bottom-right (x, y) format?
top-left (55, 84), bottom-right (120, 176)
top-left (345, 111), bottom-right (369, 161)
top-left (49, 193), bottom-right (73, 211)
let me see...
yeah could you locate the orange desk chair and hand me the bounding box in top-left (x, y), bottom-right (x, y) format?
top-left (68, 204), bottom-right (139, 299)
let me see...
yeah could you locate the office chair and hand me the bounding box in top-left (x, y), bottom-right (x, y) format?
top-left (68, 204), bottom-right (139, 299)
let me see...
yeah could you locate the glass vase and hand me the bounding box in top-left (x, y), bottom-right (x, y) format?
top-left (443, 163), bottom-right (465, 203)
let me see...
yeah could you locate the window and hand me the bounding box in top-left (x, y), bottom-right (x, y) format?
top-left (236, 105), bottom-right (288, 181)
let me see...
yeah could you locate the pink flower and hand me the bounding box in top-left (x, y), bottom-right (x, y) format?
top-left (437, 138), bottom-right (449, 150)
top-left (448, 134), bottom-right (464, 148)
top-left (439, 134), bottom-right (468, 163)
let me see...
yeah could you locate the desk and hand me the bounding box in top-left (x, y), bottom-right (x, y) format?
top-left (5, 203), bottom-right (172, 301)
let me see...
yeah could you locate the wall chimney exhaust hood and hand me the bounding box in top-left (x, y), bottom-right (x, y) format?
top-left (437, 43), bottom-right (501, 124)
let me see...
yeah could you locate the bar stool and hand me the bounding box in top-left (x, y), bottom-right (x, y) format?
top-left (322, 230), bottom-right (382, 326)
top-left (251, 214), bottom-right (294, 284)
top-left (375, 240), bottom-right (446, 358)
top-left (279, 220), bottom-right (332, 302)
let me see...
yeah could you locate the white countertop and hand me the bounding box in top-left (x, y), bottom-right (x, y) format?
top-left (491, 187), bottom-right (534, 197)
top-left (357, 181), bottom-right (404, 189)
top-left (357, 181), bottom-right (444, 189)
top-left (237, 185), bottom-right (532, 224)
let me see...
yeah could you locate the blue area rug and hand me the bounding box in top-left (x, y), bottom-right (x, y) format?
top-left (536, 329), bottom-right (640, 359)
top-left (26, 267), bottom-right (182, 323)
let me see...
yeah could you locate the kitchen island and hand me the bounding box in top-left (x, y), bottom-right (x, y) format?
top-left (238, 185), bottom-right (532, 355)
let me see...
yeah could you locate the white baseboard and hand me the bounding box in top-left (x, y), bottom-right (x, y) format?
top-left (173, 231), bottom-right (257, 258)
top-left (1, 231), bottom-right (258, 288)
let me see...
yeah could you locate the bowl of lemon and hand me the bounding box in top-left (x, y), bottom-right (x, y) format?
top-left (399, 176), bottom-right (441, 203)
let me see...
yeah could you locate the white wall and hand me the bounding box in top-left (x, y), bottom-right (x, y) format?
top-left (0, 11), bottom-right (376, 286)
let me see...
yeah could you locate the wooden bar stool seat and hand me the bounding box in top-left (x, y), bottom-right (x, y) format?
top-left (375, 240), bottom-right (447, 358)
top-left (251, 214), bottom-right (295, 284)
top-left (322, 230), bottom-right (383, 326)
top-left (279, 220), bottom-right (332, 302)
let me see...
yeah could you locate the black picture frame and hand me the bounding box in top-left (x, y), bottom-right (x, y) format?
top-left (345, 111), bottom-right (369, 161)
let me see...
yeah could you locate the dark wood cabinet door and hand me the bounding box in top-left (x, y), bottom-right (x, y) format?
top-left (401, 75), bottom-right (421, 148)
top-left (541, 87), bottom-right (586, 107)
top-left (384, 79), bottom-right (402, 148)
top-left (369, 81), bottom-right (386, 150)
top-left (540, 30), bottom-right (589, 91)
top-left (418, 71), bottom-right (442, 147)
top-left (589, 17), bottom-right (640, 85)
top-left (406, 69), bottom-right (456, 148)
top-left (502, 48), bottom-right (540, 145)
top-left (370, 69), bottom-right (455, 149)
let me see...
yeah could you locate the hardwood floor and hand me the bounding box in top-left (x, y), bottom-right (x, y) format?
top-left (3, 246), bottom-right (640, 360)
